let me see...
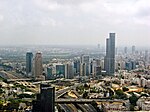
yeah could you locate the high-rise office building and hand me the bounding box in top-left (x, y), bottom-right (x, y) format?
top-left (46, 67), bottom-right (53, 80)
top-left (34, 52), bottom-right (43, 80)
top-left (41, 86), bottom-right (55, 112)
top-left (81, 55), bottom-right (90, 76)
top-left (80, 63), bottom-right (86, 76)
top-left (74, 58), bottom-right (80, 76)
top-left (26, 52), bottom-right (33, 76)
top-left (65, 62), bottom-right (74, 79)
top-left (90, 60), bottom-right (97, 77)
top-left (56, 64), bottom-right (65, 77)
top-left (32, 84), bottom-right (55, 112)
top-left (104, 33), bottom-right (116, 75)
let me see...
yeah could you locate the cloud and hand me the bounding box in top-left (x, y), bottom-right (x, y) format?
top-left (0, 15), bottom-right (3, 22)
top-left (0, 0), bottom-right (149, 46)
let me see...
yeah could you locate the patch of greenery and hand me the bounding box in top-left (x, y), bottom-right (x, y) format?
top-left (83, 91), bottom-right (89, 99)
top-left (90, 87), bottom-right (100, 93)
top-left (115, 89), bottom-right (127, 99)
top-left (13, 84), bottom-right (27, 90)
top-left (17, 93), bottom-right (35, 99)
top-left (129, 94), bottom-right (138, 106)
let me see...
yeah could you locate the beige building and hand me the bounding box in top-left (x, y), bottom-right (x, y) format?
top-left (102, 102), bottom-right (127, 112)
top-left (34, 52), bottom-right (44, 80)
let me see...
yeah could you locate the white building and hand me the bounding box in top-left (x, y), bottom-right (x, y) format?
top-left (137, 97), bottom-right (150, 111)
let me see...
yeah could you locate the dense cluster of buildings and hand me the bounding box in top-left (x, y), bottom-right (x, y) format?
top-left (1, 33), bottom-right (150, 112)
top-left (24, 33), bottom-right (150, 82)
top-left (25, 33), bottom-right (116, 81)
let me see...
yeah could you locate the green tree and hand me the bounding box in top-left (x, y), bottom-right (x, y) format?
top-left (129, 94), bottom-right (138, 106)
top-left (115, 89), bottom-right (127, 99)
top-left (83, 91), bottom-right (89, 99)
top-left (17, 93), bottom-right (35, 99)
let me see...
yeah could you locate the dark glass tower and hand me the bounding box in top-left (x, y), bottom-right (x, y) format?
top-left (41, 86), bottom-right (55, 112)
top-left (56, 65), bottom-right (65, 77)
top-left (74, 59), bottom-right (80, 76)
top-left (32, 84), bottom-right (55, 112)
top-left (26, 52), bottom-right (33, 76)
top-left (104, 33), bottom-right (115, 75)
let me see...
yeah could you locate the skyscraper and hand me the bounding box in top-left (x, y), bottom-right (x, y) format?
top-left (65, 62), bottom-right (74, 79)
top-left (46, 67), bottom-right (53, 80)
top-left (34, 52), bottom-right (43, 80)
top-left (74, 58), bottom-right (80, 76)
top-left (81, 55), bottom-right (90, 76)
top-left (32, 84), bottom-right (55, 112)
top-left (56, 64), bottom-right (65, 77)
top-left (40, 86), bottom-right (55, 112)
top-left (80, 63), bottom-right (86, 76)
top-left (26, 52), bottom-right (33, 77)
top-left (90, 59), bottom-right (97, 77)
top-left (104, 33), bottom-right (116, 75)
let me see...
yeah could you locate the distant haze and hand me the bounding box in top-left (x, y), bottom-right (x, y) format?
top-left (0, 0), bottom-right (150, 47)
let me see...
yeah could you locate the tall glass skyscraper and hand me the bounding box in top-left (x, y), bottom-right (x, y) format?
top-left (26, 52), bottom-right (33, 76)
top-left (104, 33), bottom-right (115, 75)
top-left (81, 55), bottom-right (90, 76)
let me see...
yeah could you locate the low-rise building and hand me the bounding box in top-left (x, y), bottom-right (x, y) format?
top-left (102, 102), bottom-right (127, 112)
top-left (137, 97), bottom-right (150, 111)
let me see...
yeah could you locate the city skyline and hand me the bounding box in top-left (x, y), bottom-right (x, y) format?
top-left (1, 32), bottom-right (150, 111)
top-left (0, 0), bottom-right (150, 47)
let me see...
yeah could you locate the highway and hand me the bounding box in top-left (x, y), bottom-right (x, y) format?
top-left (32, 79), bottom-right (76, 85)
top-left (55, 83), bottom-right (121, 112)
top-left (56, 83), bottom-right (98, 112)
top-left (0, 71), bottom-right (17, 79)
top-left (67, 104), bottom-right (78, 112)
top-left (77, 104), bottom-right (88, 112)
top-left (58, 103), bottom-right (96, 112)
top-left (56, 98), bottom-right (123, 112)
top-left (55, 98), bottom-right (124, 103)
top-left (56, 83), bottom-right (82, 98)
top-left (7, 78), bottom-right (32, 82)
top-left (32, 80), bottom-right (56, 84)
top-left (85, 104), bottom-right (97, 112)
top-left (58, 104), bottom-right (78, 112)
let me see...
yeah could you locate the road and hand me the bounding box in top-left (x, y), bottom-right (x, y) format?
top-left (55, 98), bottom-right (124, 103)
top-left (56, 83), bottom-right (82, 98)
top-left (58, 104), bottom-right (78, 112)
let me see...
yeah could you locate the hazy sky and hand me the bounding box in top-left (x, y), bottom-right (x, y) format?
top-left (0, 0), bottom-right (150, 47)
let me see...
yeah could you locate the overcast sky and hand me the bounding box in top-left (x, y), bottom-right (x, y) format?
top-left (0, 0), bottom-right (150, 47)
